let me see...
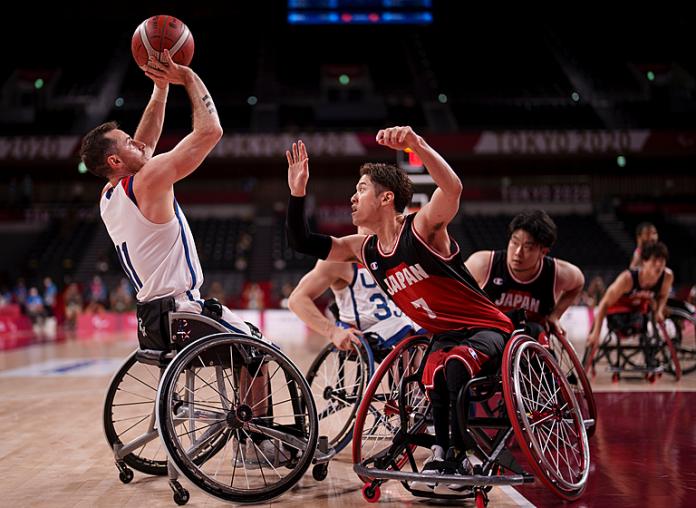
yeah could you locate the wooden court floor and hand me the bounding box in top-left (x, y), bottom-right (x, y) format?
top-left (1, 334), bottom-right (694, 507)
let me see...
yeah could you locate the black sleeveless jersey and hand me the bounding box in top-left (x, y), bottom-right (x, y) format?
top-left (609, 268), bottom-right (665, 315)
top-left (483, 250), bottom-right (556, 324)
top-left (361, 214), bottom-right (513, 335)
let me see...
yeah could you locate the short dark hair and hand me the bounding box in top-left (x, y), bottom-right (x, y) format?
top-left (359, 163), bottom-right (413, 213)
top-left (641, 241), bottom-right (669, 262)
top-left (79, 121), bottom-right (119, 178)
top-left (508, 210), bottom-right (557, 248)
top-left (635, 221), bottom-right (656, 237)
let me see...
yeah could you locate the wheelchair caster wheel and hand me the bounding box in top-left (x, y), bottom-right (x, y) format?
top-left (115, 461), bottom-right (133, 484)
top-left (118, 469), bottom-right (133, 484)
top-left (362, 483), bottom-right (380, 503)
top-left (312, 463), bottom-right (328, 481)
top-left (646, 373), bottom-right (657, 383)
top-left (170, 480), bottom-right (189, 505)
top-left (611, 373), bottom-right (620, 383)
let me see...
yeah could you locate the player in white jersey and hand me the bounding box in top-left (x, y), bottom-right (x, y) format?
top-left (288, 228), bottom-right (425, 351)
top-left (79, 50), bottom-right (284, 465)
top-left (79, 49), bottom-right (250, 335)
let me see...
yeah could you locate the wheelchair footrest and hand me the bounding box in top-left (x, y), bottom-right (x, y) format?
top-left (353, 463), bottom-right (533, 486)
top-left (135, 348), bottom-right (176, 367)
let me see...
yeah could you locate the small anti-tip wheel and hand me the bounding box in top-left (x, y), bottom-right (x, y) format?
top-left (312, 463), bottom-right (328, 481)
top-left (170, 480), bottom-right (190, 505)
top-left (362, 483), bottom-right (381, 503)
top-left (173, 490), bottom-right (190, 506)
top-left (475, 489), bottom-right (488, 508)
top-left (647, 373), bottom-right (657, 384)
top-left (118, 468), bottom-right (133, 484)
top-left (611, 372), bottom-right (620, 383)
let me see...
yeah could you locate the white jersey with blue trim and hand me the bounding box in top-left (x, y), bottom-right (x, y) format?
top-left (100, 176), bottom-right (203, 303)
top-left (333, 263), bottom-right (423, 342)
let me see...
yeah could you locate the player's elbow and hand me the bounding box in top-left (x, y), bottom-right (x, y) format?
top-left (287, 292), bottom-right (301, 313)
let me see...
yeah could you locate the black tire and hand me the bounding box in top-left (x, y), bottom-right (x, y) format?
top-left (103, 350), bottom-right (168, 476)
top-left (157, 333), bottom-right (318, 504)
top-left (306, 341), bottom-right (371, 453)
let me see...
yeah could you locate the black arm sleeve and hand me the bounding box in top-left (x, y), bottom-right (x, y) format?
top-left (286, 195), bottom-right (332, 260)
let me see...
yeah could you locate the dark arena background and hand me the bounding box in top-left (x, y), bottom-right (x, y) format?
top-left (1, 2), bottom-right (694, 507)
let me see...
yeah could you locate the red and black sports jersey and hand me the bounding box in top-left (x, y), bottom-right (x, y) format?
top-left (361, 214), bottom-right (513, 334)
top-left (608, 269), bottom-right (665, 315)
top-left (482, 250), bottom-right (556, 324)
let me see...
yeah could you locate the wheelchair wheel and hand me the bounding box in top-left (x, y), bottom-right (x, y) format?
top-left (665, 311), bottom-right (696, 375)
top-left (654, 321), bottom-right (682, 380)
top-left (306, 339), bottom-right (372, 454)
top-left (352, 335), bottom-right (430, 483)
top-left (546, 334), bottom-right (598, 437)
top-left (103, 350), bottom-right (168, 475)
top-left (156, 333), bottom-right (318, 504)
top-left (502, 335), bottom-right (590, 501)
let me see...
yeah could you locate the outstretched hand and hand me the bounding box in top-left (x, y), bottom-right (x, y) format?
top-left (376, 125), bottom-right (420, 151)
top-left (286, 140), bottom-right (309, 197)
top-left (140, 49), bottom-right (189, 86)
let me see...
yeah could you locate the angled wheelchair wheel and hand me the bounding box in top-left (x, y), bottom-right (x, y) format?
top-left (156, 333), bottom-right (318, 504)
top-left (103, 350), bottom-right (168, 476)
top-left (654, 320), bottom-right (682, 380)
top-left (352, 335), bottom-right (430, 483)
top-left (306, 338), bottom-right (372, 454)
top-left (502, 335), bottom-right (590, 501)
top-left (665, 310), bottom-right (696, 375)
top-left (547, 333), bottom-right (598, 437)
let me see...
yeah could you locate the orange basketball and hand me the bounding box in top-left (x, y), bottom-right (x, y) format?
top-left (131, 15), bottom-right (194, 67)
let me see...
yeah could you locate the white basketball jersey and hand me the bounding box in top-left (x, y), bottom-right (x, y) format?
top-left (100, 176), bottom-right (203, 303)
top-left (333, 263), bottom-right (422, 342)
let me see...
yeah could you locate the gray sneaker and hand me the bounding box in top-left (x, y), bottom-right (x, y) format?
top-left (410, 445), bottom-right (445, 492)
top-left (233, 439), bottom-right (290, 470)
top-left (434, 447), bottom-right (474, 496)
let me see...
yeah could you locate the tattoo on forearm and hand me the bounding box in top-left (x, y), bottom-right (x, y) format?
top-left (201, 94), bottom-right (216, 115)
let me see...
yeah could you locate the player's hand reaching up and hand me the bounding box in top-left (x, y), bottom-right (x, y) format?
top-left (286, 140), bottom-right (309, 197)
top-left (376, 125), bottom-right (420, 152)
top-left (141, 49), bottom-right (191, 86)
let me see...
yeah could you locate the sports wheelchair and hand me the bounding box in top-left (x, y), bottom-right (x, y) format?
top-left (584, 309), bottom-right (681, 382)
top-left (103, 303), bottom-right (326, 505)
top-left (351, 333), bottom-right (592, 505)
top-left (305, 329), bottom-right (411, 456)
top-left (665, 298), bottom-right (696, 375)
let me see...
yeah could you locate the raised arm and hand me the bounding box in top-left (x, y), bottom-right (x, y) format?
top-left (136, 50), bottom-right (223, 196)
top-left (286, 140), bottom-right (366, 262)
top-left (547, 260), bottom-right (585, 338)
top-left (133, 81), bottom-right (169, 158)
top-left (288, 260), bottom-right (361, 350)
top-left (375, 126), bottom-right (462, 255)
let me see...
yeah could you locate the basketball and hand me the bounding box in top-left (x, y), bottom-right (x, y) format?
top-left (131, 15), bottom-right (194, 67)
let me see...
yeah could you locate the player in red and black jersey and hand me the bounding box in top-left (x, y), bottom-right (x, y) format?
top-left (587, 241), bottom-right (673, 350)
top-left (465, 210), bottom-right (585, 342)
top-left (285, 126), bottom-right (513, 492)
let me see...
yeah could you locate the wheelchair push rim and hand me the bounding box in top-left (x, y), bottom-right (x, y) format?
top-left (503, 335), bottom-right (590, 501)
top-left (156, 332), bottom-right (319, 504)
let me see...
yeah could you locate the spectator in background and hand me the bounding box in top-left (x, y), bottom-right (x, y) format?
top-left (110, 278), bottom-right (134, 312)
top-left (206, 281), bottom-right (226, 304)
top-left (85, 275), bottom-right (107, 313)
top-left (13, 278), bottom-right (27, 307)
top-left (25, 287), bottom-right (46, 325)
top-left (43, 276), bottom-right (58, 316)
top-left (581, 275), bottom-right (606, 308)
top-left (242, 283), bottom-right (265, 310)
top-left (279, 282), bottom-right (294, 309)
top-left (63, 282), bottom-right (83, 330)
top-left (688, 285), bottom-right (696, 306)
